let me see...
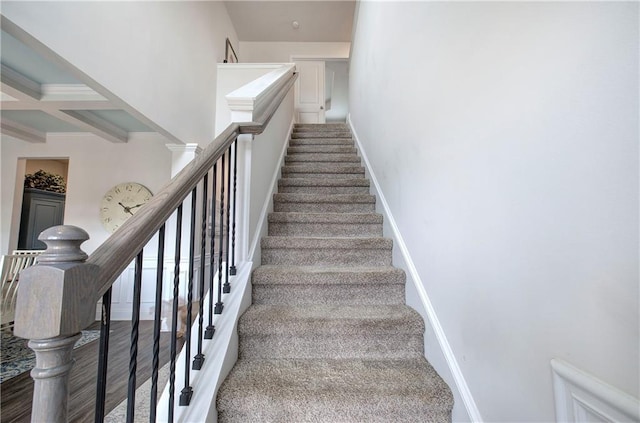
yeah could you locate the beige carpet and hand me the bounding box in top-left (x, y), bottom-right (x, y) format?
top-left (216, 123), bottom-right (453, 422)
top-left (105, 362), bottom-right (170, 422)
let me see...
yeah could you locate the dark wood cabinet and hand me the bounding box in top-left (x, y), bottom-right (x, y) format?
top-left (18, 188), bottom-right (65, 250)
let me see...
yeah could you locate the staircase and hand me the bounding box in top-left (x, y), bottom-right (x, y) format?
top-left (216, 123), bottom-right (453, 422)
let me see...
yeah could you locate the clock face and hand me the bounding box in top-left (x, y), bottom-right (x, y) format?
top-left (100, 182), bottom-right (152, 233)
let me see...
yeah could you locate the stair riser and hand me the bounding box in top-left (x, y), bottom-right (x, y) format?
top-left (289, 138), bottom-right (353, 146)
top-left (252, 284), bottom-right (405, 305)
top-left (268, 222), bottom-right (382, 237)
top-left (291, 132), bottom-right (352, 139)
top-left (261, 248), bottom-right (392, 266)
top-left (282, 164), bottom-right (364, 172)
top-left (287, 146), bottom-right (356, 154)
top-left (285, 154), bottom-right (361, 164)
top-left (273, 202), bottom-right (375, 213)
top-left (278, 185), bottom-right (370, 194)
top-left (218, 404), bottom-right (451, 423)
top-left (239, 334), bottom-right (424, 360)
top-left (293, 125), bottom-right (349, 131)
top-left (282, 172), bottom-right (365, 179)
top-left (294, 123), bottom-right (349, 127)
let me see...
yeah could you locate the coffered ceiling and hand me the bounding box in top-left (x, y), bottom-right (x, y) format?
top-left (0, 27), bottom-right (158, 144)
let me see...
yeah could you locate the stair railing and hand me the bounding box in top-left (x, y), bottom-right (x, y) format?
top-left (13, 67), bottom-right (297, 423)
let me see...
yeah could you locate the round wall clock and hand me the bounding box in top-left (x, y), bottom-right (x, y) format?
top-left (100, 182), bottom-right (153, 233)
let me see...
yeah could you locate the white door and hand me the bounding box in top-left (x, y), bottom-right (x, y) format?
top-left (294, 60), bottom-right (325, 123)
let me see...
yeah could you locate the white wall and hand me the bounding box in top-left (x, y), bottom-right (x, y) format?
top-left (1, 1), bottom-right (238, 145)
top-left (349, 2), bottom-right (639, 422)
top-left (249, 90), bottom-right (294, 255)
top-left (239, 41), bottom-right (350, 62)
top-left (1, 134), bottom-right (172, 255)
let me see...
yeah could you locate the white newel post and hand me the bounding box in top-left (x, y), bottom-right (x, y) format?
top-left (236, 132), bottom-right (253, 265)
top-left (166, 143), bottom-right (203, 178)
top-left (14, 225), bottom-right (99, 423)
top-left (230, 114), bottom-right (254, 267)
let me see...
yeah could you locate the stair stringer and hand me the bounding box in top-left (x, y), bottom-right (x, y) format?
top-left (347, 114), bottom-right (483, 423)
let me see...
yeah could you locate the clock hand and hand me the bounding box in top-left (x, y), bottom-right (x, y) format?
top-left (129, 203), bottom-right (146, 209)
top-left (118, 202), bottom-right (134, 215)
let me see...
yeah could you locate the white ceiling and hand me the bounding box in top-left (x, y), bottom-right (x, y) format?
top-left (224, 0), bottom-right (355, 42)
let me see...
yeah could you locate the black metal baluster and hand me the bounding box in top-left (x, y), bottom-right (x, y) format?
top-left (229, 140), bottom-right (238, 276)
top-left (94, 288), bottom-right (112, 423)
top-left (150, 225), bottom-right (165, 422)
top-left (179, 188), bottom-right (197, 406)
top-left (126, 250), bottom-right (144, 423)
top-left (217, 153), bottom-right (227, 302)
top-left (207, 162), bottom-right (219, 335)
top-left (223, 146), bottom-right (232, 294)
top-left (169, 205), bottom-right (183, 423)
top-left (193, 176), bottom-right (207, 370)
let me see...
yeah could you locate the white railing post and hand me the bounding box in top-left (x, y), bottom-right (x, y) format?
top-left (14, 225), bottom-right (99, 423)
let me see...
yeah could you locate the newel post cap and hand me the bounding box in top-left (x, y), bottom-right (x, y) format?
top-left (14, 225), bottom-right (98, 339)
top-left (38, 225), bottom-right (89, 263)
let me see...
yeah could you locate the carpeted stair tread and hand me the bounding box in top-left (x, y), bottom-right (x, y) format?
top-left (282, 164), bottom-right (364, 172)
top-left (268, 212), bottom-right (382, 224)
top-left (251, 265), bottom-right (405, 305)
top-left (261, 236), bottom-right (392, 250)
top-left (273, 193), bottom-right (375, 213)
top-left (285, 153), bottom-right (361, 163)
top-left (289, 138), bottom-right (354, 146)
top-left (294, 123), bottom-right (350, 130)
top-left (216, 358), bottom-right (453, 423)
top-left (291, 131), bottom-right (352, 139)
top-left (238, 306), bottom-right (425, 359)
top-left (268, 212), bottom-right (382, 237)
top-left (278, 177), bottom-right (368, 186)
top-left (287, 145), bottom-right (356, 154)
top-left (261, 236), bottom-right (392, 266)
top-left (239, 304), bottom-right (424, 335)
top-left (274, 193), bottom-right (375, 204)
top-left (252, 265), bottom-right (404, 285)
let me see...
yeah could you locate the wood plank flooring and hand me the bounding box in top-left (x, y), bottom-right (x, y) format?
top-left (1, 321), bottom-right (182, 422)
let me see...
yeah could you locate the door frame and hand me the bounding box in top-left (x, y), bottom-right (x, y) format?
top-left (290, 55), bottom-right (348, 124)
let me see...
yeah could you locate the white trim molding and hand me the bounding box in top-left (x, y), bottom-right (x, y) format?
top-left (226, 63), bottom-right (296, 121)
top-left (40, 83), bottom-right (107, 102)
top-left (348, 114), bottom-right (483, 422)
top-left (0, 118), bottom-right (45, 143)
top-left (551, 358), bottom-right (640, 423)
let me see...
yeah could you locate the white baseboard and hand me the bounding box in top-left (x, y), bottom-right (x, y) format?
top-left (347, 114), bottom-right (482, 422)
top-left (155, 261), bottom-right (253, 423)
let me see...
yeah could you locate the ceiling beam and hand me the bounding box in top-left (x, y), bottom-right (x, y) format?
top-left (1, 118), bottom-right (46, 143)
top-left (48, 109), bottom-right (128, 143)
top-left (41, 84), bottom-right (107, 102)
top-left (1, 64), bottom-right (41, 101)
top-left (0, 101), bottom-right (116, 111)
top-left (0, 65), bottom-right (128, 143)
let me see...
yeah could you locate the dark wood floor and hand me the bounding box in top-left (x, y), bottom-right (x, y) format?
top-left (1, 321), bottom-right (180, 423)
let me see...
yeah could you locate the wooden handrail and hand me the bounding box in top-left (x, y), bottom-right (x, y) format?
top-left (90, 71), bottom-right (298, 299)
